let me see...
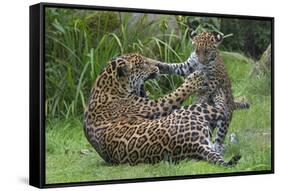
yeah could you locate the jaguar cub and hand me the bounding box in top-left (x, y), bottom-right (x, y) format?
top-left (154, 30), bottom-right (250, 153)
top-left (84, 53), bottom-right (241, 166)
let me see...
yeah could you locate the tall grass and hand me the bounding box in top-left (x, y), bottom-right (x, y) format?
top-left (45, 8), bottom-right (195, 119)
top-left (45, 9), bottom-right (271, 120)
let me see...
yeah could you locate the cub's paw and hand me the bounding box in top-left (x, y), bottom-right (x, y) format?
top-left (213, 88), bottom-right (226, 104)
top-left (155, 62), bottom-right (166, 70)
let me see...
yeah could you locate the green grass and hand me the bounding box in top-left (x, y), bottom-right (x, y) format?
top-left (46, 53), bottom-right (271, 184)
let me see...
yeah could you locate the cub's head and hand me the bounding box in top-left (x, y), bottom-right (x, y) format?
top-left (189, 29), bottom-right (223, 64)
top-left (109, 53), bottom-right (159, 94)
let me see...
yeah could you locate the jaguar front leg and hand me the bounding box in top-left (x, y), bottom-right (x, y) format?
top-left (147, 53), bottom-right (200, 77)
top-left (130, 70), bottom-right (208, 119)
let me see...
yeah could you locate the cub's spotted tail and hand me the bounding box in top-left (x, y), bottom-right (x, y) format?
top-left (234, 101), bottom-right (250, 110)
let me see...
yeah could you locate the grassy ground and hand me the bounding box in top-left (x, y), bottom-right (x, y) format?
top-left (45, 52), bottom-right (272, 184)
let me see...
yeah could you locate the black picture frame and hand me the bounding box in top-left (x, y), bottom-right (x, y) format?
top-left (30, 2), bottom-right (275, 188)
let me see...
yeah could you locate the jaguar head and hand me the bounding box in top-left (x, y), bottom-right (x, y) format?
top-left (189, 29), bottom-right (223, 65)
top-left (111, 53), bottom-right (159, 96)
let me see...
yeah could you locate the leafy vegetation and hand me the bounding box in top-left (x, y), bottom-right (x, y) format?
top-left (221, 19), bottom-right (271, 59)
top-left (45, 9), bottom-right (198, 118)
top-left (45, 8), bottom-right (272, 184)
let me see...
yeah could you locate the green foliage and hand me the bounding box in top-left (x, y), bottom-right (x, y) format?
top-left (46, 8), bottom-right (271, 119)
top-left (175, 15), bottom-right (271, 60)
top-left (221, 19), bottom-right (271, 59)
top-left (45, 8), bottom-right (194, 118)
top-left (45, 9), bottom-right (124, 118)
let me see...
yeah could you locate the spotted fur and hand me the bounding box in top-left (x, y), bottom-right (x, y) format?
top-left (84, 53), bottom-right (241, 166)
top-left (152, 30), bottom-right (250, 152)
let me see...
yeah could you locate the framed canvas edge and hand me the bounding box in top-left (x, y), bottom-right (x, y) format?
top-left (29, 2), bottom-right (275, 189)
top-left (41, 2), bottom-right (274, 20)
top-left (29, 3), bottom-right (45, 188)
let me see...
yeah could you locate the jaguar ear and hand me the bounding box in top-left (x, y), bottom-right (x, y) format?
top-left (212, 32), bottom-right (224, 45)
top-left (188, 28), bottom-right (197, 42)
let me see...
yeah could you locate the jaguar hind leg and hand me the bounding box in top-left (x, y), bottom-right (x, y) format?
top-left (200, 145), bottom-right (241, 166)
top-left (212, 119), bottom-right (227, 154)
top-left (213, 112), bottom-right (232, 154)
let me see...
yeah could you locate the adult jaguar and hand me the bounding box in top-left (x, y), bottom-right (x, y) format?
top-left (84, 53), bottom-right (241, 166)
top-left (153, 29), bottom-right (250, 153)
